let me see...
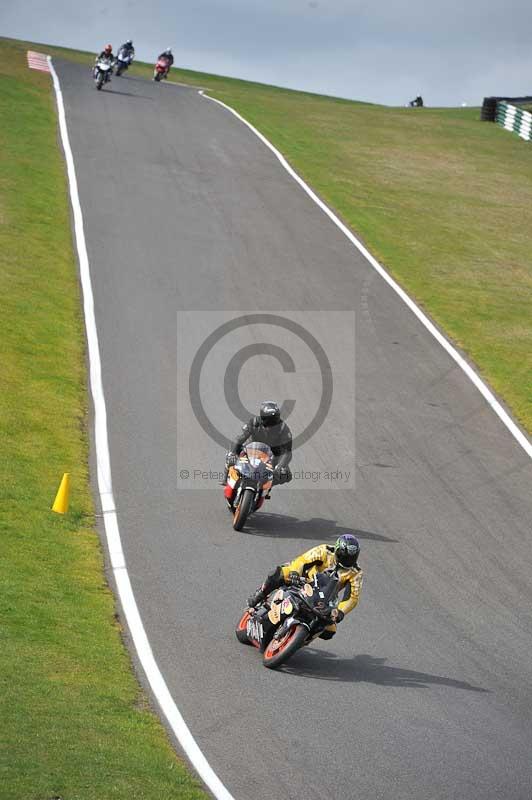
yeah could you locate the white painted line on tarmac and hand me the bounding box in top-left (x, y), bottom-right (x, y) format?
top-left (200, 91), bottom-right (532, 460)
top-left (47, 56), bottom-right (237, 800)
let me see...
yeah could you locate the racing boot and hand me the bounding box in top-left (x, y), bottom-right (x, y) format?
top-left (247, 566), bottom-right (283, 608)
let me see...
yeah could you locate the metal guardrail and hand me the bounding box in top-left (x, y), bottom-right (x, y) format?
top-left (481, 96), bottom-right (532, 141)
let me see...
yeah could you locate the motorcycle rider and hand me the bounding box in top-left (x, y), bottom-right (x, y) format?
top-left (94, 44), bottom-right (114, 81)
top-left (225, 401), bottom-right (293, 486)
top-left (157, 47), bottom-right (174, 72)
top-left (96, 43), bottom-right (114, 62)
top-left (247, 534), bottom-right (362, 639)
top-left (118, 39), bottom-right (135, 61)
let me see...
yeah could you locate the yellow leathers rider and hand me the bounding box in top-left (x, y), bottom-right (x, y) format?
top-left (248, 535), bottom-right (363, 638)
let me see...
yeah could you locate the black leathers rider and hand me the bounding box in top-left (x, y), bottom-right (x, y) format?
top-left (226, 401), bottom-right (293, 485)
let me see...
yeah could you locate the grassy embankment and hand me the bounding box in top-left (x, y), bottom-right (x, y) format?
top-left (0, 37), bottom-right (207, 800)
top-left (11, 36), bottom-right (531, 433)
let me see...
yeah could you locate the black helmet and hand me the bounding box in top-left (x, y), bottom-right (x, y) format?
top-left (126, 39), bottom-right (133, 46)
top-left (259, 400), bottom-right (281, 427)
top-left (334, 534), bottom-right (360, 568)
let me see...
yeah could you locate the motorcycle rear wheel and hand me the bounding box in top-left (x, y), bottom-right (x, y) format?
top-left (263, 624), bottom-right (307, 669)
top-left (232, 487), bottom-right (254, 531)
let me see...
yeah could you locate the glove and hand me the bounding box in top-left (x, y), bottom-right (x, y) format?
top-left (331, 608), bottom-right (344, 623)
top-left (288, 570), bottom-right (301, 586)
top-left (225, 452), bottom-right (237, 467)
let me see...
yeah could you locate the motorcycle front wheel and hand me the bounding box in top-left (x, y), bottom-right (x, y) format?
top-left (232, 487), bottom-right (254, 531)
top-left (235, 609), bottom-right (253, 644)
top-left (96, 74), bottom-right (104, 90)
top-left (263, 624), bottom-right (307, 669)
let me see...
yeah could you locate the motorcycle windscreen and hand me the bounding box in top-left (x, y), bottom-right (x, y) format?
top-left (244, 441), bottom-right (273, 468)
top-left (312, 571), bottom-right (340, 605)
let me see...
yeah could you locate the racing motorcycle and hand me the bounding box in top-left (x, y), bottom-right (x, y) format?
top-left (153, 56), bottom-right (171, 81)
top-left (224, 442), bottom-right (274, 531)
top-left (115, 47), bottom-right (133, 76)
top-left (236, 570), bottom-right (342, 669)
top-left (94, 57), bottom-right (113, 90)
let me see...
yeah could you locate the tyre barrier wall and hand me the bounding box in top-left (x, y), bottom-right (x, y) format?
top-left (481, 96), bottom-right (532, 141)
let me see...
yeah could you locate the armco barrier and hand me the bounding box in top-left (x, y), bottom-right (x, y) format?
top-left (481, 95), bottom-right (532, 141)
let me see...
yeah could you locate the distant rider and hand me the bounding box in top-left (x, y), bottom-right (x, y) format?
top-left (118, 39), bottom-right (135, 61)
top-left (94, 44), bottom-right (114, 81)
top-left (92, 44), bottom-right (115, 82)
top-left (247, 534), bottom-right (363, 639)
top-left (158, 47), bottom-right (174, 69)
top-left (225, 400), bottom-right (293, 485)
top-left (96, 43), bottom-right (114, 62)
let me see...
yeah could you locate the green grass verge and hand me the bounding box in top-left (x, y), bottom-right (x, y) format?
top-left (12, 35), bottom-right (530, 434)
top-left (0, 37), bottom-right (207, 800)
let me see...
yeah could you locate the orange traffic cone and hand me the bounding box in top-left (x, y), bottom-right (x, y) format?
top-left (52, 473), bottom-right (70, 514)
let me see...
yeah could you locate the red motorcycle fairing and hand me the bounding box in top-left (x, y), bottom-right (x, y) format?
top-left (155, 57), bottom-right (170, 73)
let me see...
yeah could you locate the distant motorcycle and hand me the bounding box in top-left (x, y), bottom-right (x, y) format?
top-left (153, 56), bottom-right (171, 81)
top-left (94, 57), bottom-right (113, 90)
top-left (115, 47), bottom-right (133, 76)
top-left (224, 442), bottom-right (274, 531)
top-left (236, 569), bottom-right (342, 669)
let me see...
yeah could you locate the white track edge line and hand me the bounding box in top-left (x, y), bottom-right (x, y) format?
top-left (199, 91), bottom-right (532, 460)
top-left (47, 56), bottom-right (236, 800)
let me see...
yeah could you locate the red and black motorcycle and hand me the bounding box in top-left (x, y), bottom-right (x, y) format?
top-left (224, 442), bottom-right (274, 531)
top-left (153, 56), bottom-right (171, 81)
top-left (236, 570), bottom-right (341, 669)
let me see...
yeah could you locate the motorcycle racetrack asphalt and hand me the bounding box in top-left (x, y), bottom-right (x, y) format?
top-left (54, 60), bottom-right (532, 800)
